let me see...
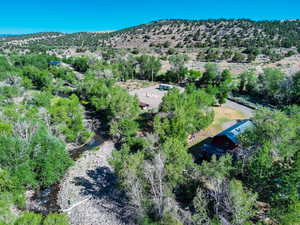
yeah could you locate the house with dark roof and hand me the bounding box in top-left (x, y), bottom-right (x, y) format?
top-left (201, 120), bottom-right (254, 159)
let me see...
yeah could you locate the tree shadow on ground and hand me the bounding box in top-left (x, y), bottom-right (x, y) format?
top-left (73, 166), bottom-right (135, 224)
top-left (188, 137), bottom-right (214, 164)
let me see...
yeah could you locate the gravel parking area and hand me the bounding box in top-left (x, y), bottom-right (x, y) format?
top-left (129, 84), bottom-right (184, 109)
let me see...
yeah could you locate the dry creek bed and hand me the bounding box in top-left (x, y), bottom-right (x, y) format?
top-left (57, 141), bottom-right (136, 225)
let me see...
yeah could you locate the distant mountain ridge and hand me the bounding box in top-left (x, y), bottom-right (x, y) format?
top-left (0, 34), bottom-right (19, 37)
top-left (1, 19), bottom-right (300, 60)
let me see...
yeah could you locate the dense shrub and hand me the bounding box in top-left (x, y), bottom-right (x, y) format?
top-left (71, 57), bottom-right (89, 73)
top-left (29, 126), bottom-right (73, 186)
top-left (0, 125), bottom-right (73, 187)
top-left (49, 66), bottom-right (77, 84)
top-left (78, 74), bottom-right (140, 140)
top-left (14, 212), bottom-right (43, 225)
top-left (13, 54), bottom-right (58, 70)
top-left (22, 66), bottom-right (52, 89)
top-left (43, 213), bottom-right (70, 225)
top-left (156, 85), bottom-right (214, 142)
top-left (30, 91), bottom-right (53, 107)
top-left (0, 86), bottom-right (21, 99)
top-left (48, 94), bottom-right (92, 143)
top-left (0, 56), bottom-right (12, 73)
top-left (236, 68), bottom-right (300, 106)
top-left (238, 109), bottom-right (300, 224)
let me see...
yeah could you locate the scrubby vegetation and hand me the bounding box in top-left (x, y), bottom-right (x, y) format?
top-left (2, 19), bottom-right (300, 63)
top-left (0, 53), bottom-right (91, 224)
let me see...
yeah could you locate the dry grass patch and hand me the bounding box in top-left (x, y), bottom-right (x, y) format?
top-left (189, 105), bottom-right (248, 146)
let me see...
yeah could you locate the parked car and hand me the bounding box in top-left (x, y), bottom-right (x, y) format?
top-left (139, 102), bottom-right (150, 110)
top-left (158, 84), bottom-right (172, 91)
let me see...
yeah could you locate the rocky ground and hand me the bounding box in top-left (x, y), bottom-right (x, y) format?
top-left (57, 141), bottom-right (136, 225)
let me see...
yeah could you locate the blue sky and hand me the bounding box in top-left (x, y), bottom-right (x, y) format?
top-left (1, 0), bottom-right (300, 34)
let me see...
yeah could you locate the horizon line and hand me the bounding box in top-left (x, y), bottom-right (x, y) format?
top-left (1, 17), bottom-right (299, 35)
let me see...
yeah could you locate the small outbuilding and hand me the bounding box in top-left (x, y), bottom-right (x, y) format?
top-left (48, 61), bottom-right (61, 66)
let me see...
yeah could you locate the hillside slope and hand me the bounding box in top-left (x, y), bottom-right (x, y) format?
top-left (1, 19), bottom-right (299, 48)
top-left (1, 19), bottom-right (299, 63)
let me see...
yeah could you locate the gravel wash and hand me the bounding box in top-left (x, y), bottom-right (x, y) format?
top-left (57, 141), bottom-right (136, 225)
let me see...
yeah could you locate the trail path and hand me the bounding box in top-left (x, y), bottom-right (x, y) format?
top-left (57, 141), bottom-right (135, 225)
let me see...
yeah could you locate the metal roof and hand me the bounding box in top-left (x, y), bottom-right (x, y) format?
top-left (48, 61), bottom-right (61, 65)
top-left (216, 120), bottom-right (254, 144)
